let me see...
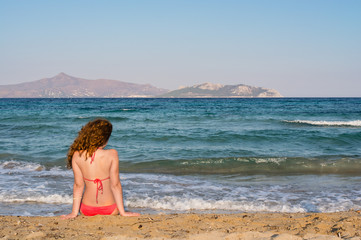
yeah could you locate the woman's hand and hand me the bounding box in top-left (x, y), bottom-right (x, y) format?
top-left (121, 211), bottom-right (141, 217)
top-left (60, 212), bottom-right (78, 220)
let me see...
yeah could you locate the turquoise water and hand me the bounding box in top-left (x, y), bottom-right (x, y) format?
top-left (0, 98), bottom-right (361, 216)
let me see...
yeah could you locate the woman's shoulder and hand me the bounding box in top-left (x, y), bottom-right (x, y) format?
top-left (72, 150), bottom-right (83, 159)
top-left (102, 149), bottom-right (118, 162)
top-left (71, 150), bottom-right (86, 164)
top-left (102, 148), bottom-right (118, 156)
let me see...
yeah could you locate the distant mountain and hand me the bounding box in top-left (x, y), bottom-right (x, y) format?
top-left (0, 73), bottom-right (283, 98)
top-left (159, 83), bottom-right (283, 98)
top-left (0, 73), bottom-right (168, 98)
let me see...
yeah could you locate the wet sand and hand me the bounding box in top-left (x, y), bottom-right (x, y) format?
top-left (1, 212), bottom-right (361, 239)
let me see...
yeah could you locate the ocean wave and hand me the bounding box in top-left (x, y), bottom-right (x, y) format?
top-left (127, 195), bottom-right (361, 213)
top-left (0, 160), bottom-right (71, 177)
top-left (127, 196), bottom-right (305, 212)
top-left (119, 156), bottom-right (361, 175)
top-left (284, 120), bottom-right (361, 127)
top-left (0, 194), bottom-right (72, 204)
top-left (2, 156), bottom-right (361, 176)
top-left (0, 161), bottom-right (44, 171)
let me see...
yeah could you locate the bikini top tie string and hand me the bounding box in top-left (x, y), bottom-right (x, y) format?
top-left (83, 177), bottom-right (110, 204)
top-left (93, 178), bottom-right (103, 204)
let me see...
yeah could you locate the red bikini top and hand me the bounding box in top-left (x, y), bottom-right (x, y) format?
top-left (84, 149), bottom-right (110, 204)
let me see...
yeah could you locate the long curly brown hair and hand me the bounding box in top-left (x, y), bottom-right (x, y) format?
top-left (66, 118), bottom-right (113, 169)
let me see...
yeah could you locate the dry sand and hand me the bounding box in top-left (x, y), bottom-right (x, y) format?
top-left (1, 211), bottom-right (361, 240)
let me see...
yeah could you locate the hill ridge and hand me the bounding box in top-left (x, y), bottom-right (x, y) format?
top-left (0, 73), bottom-right (283, 98)
top-left (160, 82), bottom-right (283, 98)
top-left (0, 73), bottom-right (168, 98)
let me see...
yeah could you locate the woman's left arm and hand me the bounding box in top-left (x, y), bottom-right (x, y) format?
top-left (61, 154), bottom-right (84, 219)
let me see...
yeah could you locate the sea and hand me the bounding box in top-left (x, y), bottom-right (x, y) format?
top-left (1, 98), bottom-right (361, 216)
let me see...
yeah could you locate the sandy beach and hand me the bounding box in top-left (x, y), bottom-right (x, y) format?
top-left (1, 211), bottom-right (361, 240)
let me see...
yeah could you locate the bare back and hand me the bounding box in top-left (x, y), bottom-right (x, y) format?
top-left (72, 148), bottom-right (118, 206)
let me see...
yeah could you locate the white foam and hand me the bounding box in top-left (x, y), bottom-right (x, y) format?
top-left (126, 196), bottom-right (306, 213)
top-left (0, 194), bottom-right (72, 204)
top-left (180, 159), bottom-right (225, 165)
top-left (251, 157), bottom-right (286, 165)
top-left (0, 161), bottom-right (72, 177)
top-left (0, 161), bottom-right (43, 171)
top-left (285, 120), bottom-right (361, 127)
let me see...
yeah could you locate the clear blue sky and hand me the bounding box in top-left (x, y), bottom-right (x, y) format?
top-left (1, 0), bottom-right (360, 97)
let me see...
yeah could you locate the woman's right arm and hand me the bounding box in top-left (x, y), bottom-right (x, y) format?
top-left (61, 152), bottom-right (84, 219)
top-left (109, 149), bottom-right (140, 217)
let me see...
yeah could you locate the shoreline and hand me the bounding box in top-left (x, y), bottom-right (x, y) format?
top-left (1, 211), bottom-right (361, 239)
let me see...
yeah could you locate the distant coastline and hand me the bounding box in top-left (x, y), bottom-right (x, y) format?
top-left (0, 73), bottom-right (282, 98)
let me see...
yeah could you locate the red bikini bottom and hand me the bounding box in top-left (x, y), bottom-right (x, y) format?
top-left (80, 203), bottom-right (118, 216)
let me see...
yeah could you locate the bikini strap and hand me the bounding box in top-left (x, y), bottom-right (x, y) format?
top-left (90, 149), bottom-right (97, 164)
